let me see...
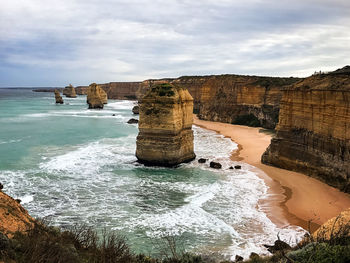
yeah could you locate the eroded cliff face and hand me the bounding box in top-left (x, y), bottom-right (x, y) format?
top-left (0, 190), bottom-right (35, 237)
top-left (87, 83), bottom-right (108, 109)
top-left (262, 68), bottom-right (350, 192)
top-left (140, 75), bottom-right (300, 129)
top-left (63, 84), bottom-right (77, 98)
top-left (136, 83), bottom-right (195, 166)
top-left (76, 82), bottom-right (142, 99)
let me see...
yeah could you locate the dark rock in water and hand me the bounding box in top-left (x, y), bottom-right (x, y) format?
top-left (112, 114), bottom-right (116, 116)
top-left (234, 165), bottom-right (242, 169)
top-left (263, 239), bottom-right (291, 254)
top-left (132, 105), bottom-right (139, 114)
top-left (15, 199), bottom-right (21, 204)
top-left (229, 166), bottom-right (234, 169)
top-left (235, 255), bottom-right (243, 262)
top-left (198, 158), bottom-right (207, 163)
top-left (210, 161), bottom-right (222, 169)
top-left (249, 252), bottom-right (259, 259)
top-left (127, 118), bottom-right (139, 124)
top-left (0, 182), bottom-right (3, 190)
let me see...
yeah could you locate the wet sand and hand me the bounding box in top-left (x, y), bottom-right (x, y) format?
top-left (193, 116), bottom-right (350, 232)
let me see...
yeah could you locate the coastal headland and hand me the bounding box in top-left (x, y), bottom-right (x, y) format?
top-left (193, 115), bottom-right (350, 232)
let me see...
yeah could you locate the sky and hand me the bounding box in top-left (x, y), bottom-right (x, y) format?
top-left (1, 0), bottom-right (350, 87)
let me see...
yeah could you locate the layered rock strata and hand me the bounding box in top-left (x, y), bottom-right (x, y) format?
top-left (136, 83), bottom-right (195, 166)
top-left (140, 75), bottom-right (301, 129)
top-left (262, 67), bottom-right (350, 193)
top-left (54, 89), bottom-right (64, 104)
top-left (63, 84), bottom-right (77, 98)
top-left (87, 83), bottom-right (108, 109)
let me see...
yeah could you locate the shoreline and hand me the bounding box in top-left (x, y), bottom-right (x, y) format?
top-left (193, 115), bottom-right (350, 233)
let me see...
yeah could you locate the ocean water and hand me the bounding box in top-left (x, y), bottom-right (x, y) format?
top-left (0, 88), bottom-right (305, 260)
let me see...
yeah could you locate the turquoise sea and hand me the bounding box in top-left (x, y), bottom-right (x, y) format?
top-left (0, 88), bottom-right (304, 260)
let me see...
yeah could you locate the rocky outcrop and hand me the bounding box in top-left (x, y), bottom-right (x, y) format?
top-left (140, 75), bottom-right (301, 129)
top-left (136, 83), bottom-right (196, 166)
top-left (313, 208), bottom-right (350, 240)
top-left (132, 105), bottom-right (139, 114)
top-left (75, 82), bottom-right (142, 99)
top-left (54, 89), bottom-right (64, 104)
top-left (87, 83), bottom-right (108, 109)
top-left (0, 189), bottom-right (35, 237)
top-left (262, 66), bottom-right (350, 193)
top-left (63, 84), bottom-right (77, 98)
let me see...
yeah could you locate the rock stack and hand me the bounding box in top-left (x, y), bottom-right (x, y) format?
top-left (63, 84), bottom-right (77, 98)
top-left (136, 83), bottom-right (196, 166)
top-left (54, 89), bottom-right (64, 104)
top-left (87, 83), bottom-right (108, 109)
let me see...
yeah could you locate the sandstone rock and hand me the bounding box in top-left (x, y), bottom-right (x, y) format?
top-left (262, 67), bottom-right (350, 193)
top-left (210, 161), bottom-right (222, 169)
top-left (63, 84), bottom-right (77, 98)
top-left (127, 118), bottom-right (139, 124)
top-left (198, 158), bottom-right (207, 163)
top-left (0, 191), bottom-right (35, 238)
top-left (87, 83), bottom-right (108, 109)
top-left (132, 105), bottom-right (139, 114)
top-left (136, 83), bottom-right (196, 166)
top-left (54, 89), bottom-right (64, 104)
top-left (312, 208), bottom-right (350, 240)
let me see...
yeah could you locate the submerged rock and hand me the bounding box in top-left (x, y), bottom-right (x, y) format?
top-left (127, 118), bottom-right (139, 124)
top-left (87, 83), bottom-right (108, 109)
top-left (198, 158), bottom-right (207, 163)
top-left (136, 83), bottom-right (196, 166)
top-left (132, 105), bottom-right (139, 114)
top-left (54, 89), bottom-right (64, 104)
top-left (210, 161), bottom-right (222, 169)
top-left (63, 84), bottom-right (77, 98)
top-left (234, 165), bottom-right (242, 169)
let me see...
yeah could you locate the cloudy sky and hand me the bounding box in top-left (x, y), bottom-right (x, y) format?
top-left (1, 0), bottom-right (349, 86)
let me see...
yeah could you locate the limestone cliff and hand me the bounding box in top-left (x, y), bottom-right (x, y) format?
top-left (0, 190), bottom-right (35, 237)
top-left (140, 75), bottom-right (301, 129)
top-left (63, 84), bottom-right (77, 98)
top-left (262, 67), bottom-right (350, 192)
top-left (87, 83), bottom-right (108, 109)
top-left (54, 89), bottom-right (64, 104)
top-left (76, 82), bottom-right (142, 99)
top-left (136, 83), bottom-right (195, 166)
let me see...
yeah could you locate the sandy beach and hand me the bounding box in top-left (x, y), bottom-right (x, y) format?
top-left (193, 115), bottom-right (350, 232)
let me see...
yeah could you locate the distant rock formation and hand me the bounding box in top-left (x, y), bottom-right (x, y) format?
top-left (0, 189), bottom-right (35, 238)
top-left (127, 118), bottom-right (138, 124)
top-left (54, 89), bottom-right (64, 104)
top-left (136, 83), bottom-right (196, 166)
top-left (262, 66), bottom-right (350, 193)
top-left (63, 84), bottom-right (77, 98)
top-left (87, 83), bottom-right (108, 109)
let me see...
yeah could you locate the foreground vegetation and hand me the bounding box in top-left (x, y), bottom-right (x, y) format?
top-left (0, 218), bottom-right (349, 263)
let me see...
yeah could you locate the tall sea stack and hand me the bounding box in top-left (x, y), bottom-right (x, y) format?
top-left (136, 83), bottom-right (196, 166)
top-left (54, 89), bottom-right (64, 104)
top-left (262, 66), bottom-right (350, 193)
top-left (63, 84), bottom-right (77, 98)
top-left (87, 83), bottom-right (108, 109)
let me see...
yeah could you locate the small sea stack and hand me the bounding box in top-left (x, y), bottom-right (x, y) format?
top-left (63, 84), bottom-right (77, 98)
top-left (54, 89), bottom-right (64, 104)
top-left (87, 83), bottom-right (108, 109)
top-left (136, 83), bottom-right (196, 166)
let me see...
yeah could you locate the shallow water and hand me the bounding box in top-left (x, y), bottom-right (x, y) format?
top-left (0, 88), bottom-right (305, 260)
